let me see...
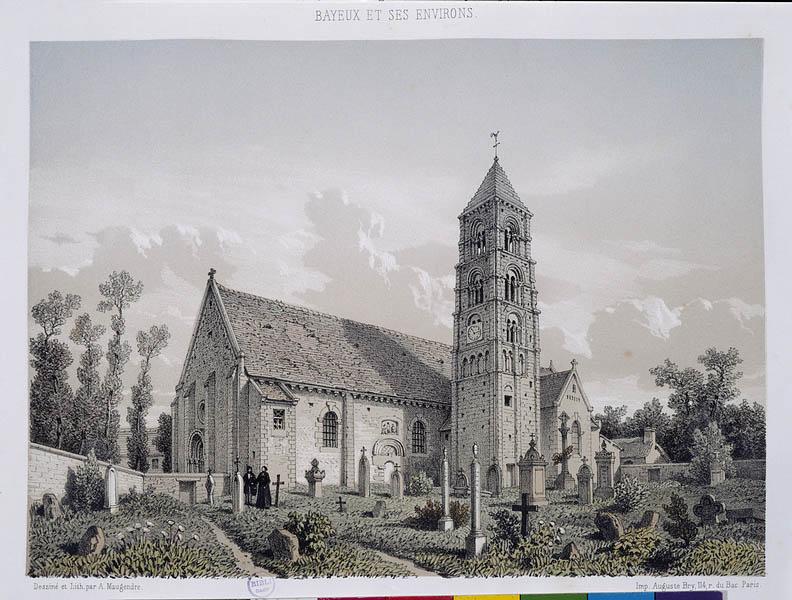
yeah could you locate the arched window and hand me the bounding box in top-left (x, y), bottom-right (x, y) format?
top-left (322, 412), bottom-right (338, 448)
top-left (485, 350), bottom-right (490, 371)
top-left (508, 351), bottom-right (514, 373)
top-left (571, 420), bottom-right (581, 455)
top-left (189, 432), bottom-right (204, 473)
top-left (462, 357), bottom-right (468, 377)
top-left (504, 268), bottom-right (522, 303)
top-left (506, 314), bottom-right (521, 344)
top-left (477, 353), bottom-right (484, 374)
top-left (519, 354), bottom-right (525, 374)
top-left (412, 421), bottom-right (427, 454)
top-left (468, 272), bottom-right (484, 306)
top-left (468, 313), bottom-right (481, 326)
top-left (470, 222), bottom-right (486, 257)
top-left (504, 221), bottom-right (520, 253)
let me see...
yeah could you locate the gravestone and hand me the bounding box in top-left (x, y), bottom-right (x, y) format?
top-left (358, 448), bottom-right (371, 498)
top-left (268, 528), bottom-right (300, 562)
top-left (305, 458), bottom-right (326, 498)
top-left (336, 496), bottom-right (348, 513)
top-left (555, 411), bottom-right (575, 490)
top-left (77, 525), bottom-right (105, 556)
top-left (465, 443), bottom-right (487, 558)
top-left (437, 448), bottom-right (454, 532)
top-left (594, 512), bottom-right (624, 541)
top-left (693, 494), bottom-right (726, 526)
top-left (205, 471), bottom-right (216, 506)
top-left (232, 465), bottom-right (245, 514)
top-left (726, 507), bottom-right (765, 524)
top-left (452, 468), bottom-right (470, 498)
top-left (636, 510), bottom-right (661, 530)
top-left (594, 441), bottom-right (615, 501)
top-left (372, 499), bottom-right (387, 518)
top-left (559, 541), bottom-right (580, 560)
top-left (390, 464), bottom-right (404, 500)
top-left (576, 457), bottom-right (593, 505)
top-left (709, 459), bottom-right (726, 486)
top-left (104, 465), bottom-right (118, 514)
top-left (517, 435), bottom-right (548, 507)
top-left (511, 492), bottom-right (539, 538)
top-left (42, 493), bottom-right (63, 520)
top-left (486, 461), bottom-right (502, 497)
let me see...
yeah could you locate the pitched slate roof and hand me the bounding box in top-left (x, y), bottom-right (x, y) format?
top-left (467, 158), bottom-right (526, 210)
top-left (540, 368), bottom-right (572, 408)
top-left (610, 436), bottom-right (668, 461)
top-left (215, 283), bottom-right (452, 404)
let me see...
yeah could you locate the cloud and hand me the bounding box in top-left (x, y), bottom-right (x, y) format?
top-left (626, 296), bottom-right (683, 339)
top-left (42, 233), bottom-right (79, 245)
top-left (357, 214), bottom-right (400, 283)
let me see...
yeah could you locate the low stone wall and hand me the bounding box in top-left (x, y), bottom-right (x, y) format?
top-left (617, 462), bottom-right (691, 484)
top-left (733, 459), bottom-right (766, 480)
top-left (28, 443), bottom-right (145, 506)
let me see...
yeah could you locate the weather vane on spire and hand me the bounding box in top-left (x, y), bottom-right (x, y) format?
top-left (490, 130), bottom-right (501, 160)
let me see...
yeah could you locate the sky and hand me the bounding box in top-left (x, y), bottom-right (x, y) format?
top-left (28, 39), bottom-right (765, 427)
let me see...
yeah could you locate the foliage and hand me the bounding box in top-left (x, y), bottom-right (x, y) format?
top-left (285, 511), bottom-right (335, 554)
top-left (488, 508), bottom-right (521, 548)
top-left (552, 445), bottom-right (574, 466)
top-left (513, 519), bottom-right (566, 568)
top-left (690, 422), bottom-right (734, 484)
top-left (64, 450), bottom-right (105, 512)
top-left (670, 539), bottom-right (765, 576)
top-left (267, 541), bottom-right (412, 578)
top-left (406, 470), bottom-right (434, 496)
top-left (413, 499), bottom-right (468, 530)
top-left (622, 398), bottom-right (672, 440)
top-left (154, 413), bottom-right (173, 472)
top-left (612, 526), bottom-right (660, 563)
top-left (126, 324), bottom-right (171, 472)
top-left (68, 313), bottom-right (106, 455)
top-left (96, 270), bottom-right (143, 462)
top-left (450, 500), bottom-right (469, 528)
top-left (594, 405), bottom-right (627, 439)
top-left (613, 476), bottom-right (649, 512)
top-left (29, 291), bottom-right (81, 449)
top-left (720, 400), bottom-right (766, 459)
top-left (663, 492), bottom-right (698, 546)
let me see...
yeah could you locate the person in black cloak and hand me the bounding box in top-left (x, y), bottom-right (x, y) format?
top-left (243, 465), bottom-right (257, 506)
top-left (256, 466), bottom-right (272, 509)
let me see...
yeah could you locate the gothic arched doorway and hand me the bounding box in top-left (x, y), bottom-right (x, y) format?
top-left (372, 438), bottom-right (405, 482)
top-left (188, 431), bottom-right (204, 473)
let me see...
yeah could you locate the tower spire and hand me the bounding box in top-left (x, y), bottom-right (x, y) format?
top-left (490, 130), bottom-right (500, 161)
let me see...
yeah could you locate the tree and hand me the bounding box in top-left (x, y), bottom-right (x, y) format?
top-left (67, 313), bottom-right (106, 454)
top-left (96, 271), bottom-right (143, 462)
top-left (594, 405), bottom-right (627, 439)
top-left (690, 422), bottom-right (734, 484)
top-left (697, 347), bottom-right (743, 422)
top-left (29, 291), bottom-right (80, 448)
top-left (623, 398), bottom-right (671, 438)
top-left (649, 359), bottom-right (704, 418)
top-left (154, 412), bottom-right (173, 472)
top-left (126, 324), bottom-right (170, 472)
top-left (720, 400), bottom-right (765, 459)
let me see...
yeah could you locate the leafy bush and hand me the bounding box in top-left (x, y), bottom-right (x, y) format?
top-left (690, 422), bottom-right (735, 484)
top-left (613, 476), bottom-right (648, 512)
top-left (488, 509), bottom-right (521, 548)
top-left (663, 492), bottom-right (698, 546)
top-left (285, 511), bottom-right (335, 554)
top-left (670, 539), bottom-right (765, 576)
top-left (513, 519), bottom-right (566, 569)
top-left (65, 450), bottom-right (104, 512)
top-left (612, 527), bottom-right (660, 564)
top-left (406, 470), bottom-right (434, 496)
top-left (267, 542), bottom-right (412, 578)
top-left (414, 499), bottom-right (468, 530)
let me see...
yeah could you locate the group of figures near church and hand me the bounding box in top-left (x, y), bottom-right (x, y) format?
top-left (242, 465), bottom-right (273, 509)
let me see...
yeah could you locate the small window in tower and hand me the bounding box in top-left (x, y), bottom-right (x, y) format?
top-left (273, 408), bottom-right (285, 430)
top-left (504, 395), bottom-right (512, 407)
top-left (322, 412), bottom-right (338, 448)
top-left (412, 421), bottom-right (427, 454)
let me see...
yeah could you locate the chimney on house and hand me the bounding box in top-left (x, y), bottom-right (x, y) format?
top-left (643, 427), bottom-right (656, 446)
top-left (548, 359), bottom-right (555, 372)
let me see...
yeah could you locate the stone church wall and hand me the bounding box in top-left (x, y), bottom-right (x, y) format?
top-left (294, 389), bottom-right (345, 486)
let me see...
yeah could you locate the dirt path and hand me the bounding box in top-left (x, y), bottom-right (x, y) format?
top-left (201, 516), bottom-right (275, 577)
top-left (359, 546), bottom-right (439, 577)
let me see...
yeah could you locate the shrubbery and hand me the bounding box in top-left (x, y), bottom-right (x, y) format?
top-left (670, 539), bottom-right (765, 576)
top-left (413, 499), bottom-right (468, 530)
top-left (488, 509), bottom-right (521, 548)
top-left (406, 470), bottom-right (434, 496)
top-left (613, 476), bottom-right (649, 512)
top-left (285, 511), bottom-right (335, 554)
top-left (663, 493), bottom-right (698, 546)
top-left (690, 422), bottom-right (735, 484)
top-left (612, 527), bottom-right (659, 563)
top-left (65, 450), bottom-right (104, 512)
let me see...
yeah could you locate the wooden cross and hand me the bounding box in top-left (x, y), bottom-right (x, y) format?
top-left (336, 496), bottom-right (347, 513)
top-left (511, 492), bottom-right (539, 538)
top-left (272, 474), bottom-right (284, 508)
top-left (490, 131), bottom-right (501, 159)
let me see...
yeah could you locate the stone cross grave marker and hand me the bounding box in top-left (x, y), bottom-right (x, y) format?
top-left (336, 496), bottom-right (348, 513)
top-left (465, 443), bottom-right (487, 558)
top-left (358, 447), bottom-right (371, 498)
top-left (305, 458), bottom-right (326, 498)
top-left (556, 411), bottom-right (575, 490)
top-left (511, 492), bottom-right (539, 538)
top-left (273, 474), bottom-right (284, 507)
top-left (438, 448), bottom-right (454, 532)
top-left (693, 493), bottom-right (726, 526)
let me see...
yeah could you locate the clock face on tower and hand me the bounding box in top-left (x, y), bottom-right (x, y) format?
top-left (466, 322), bottom-right (483, 343)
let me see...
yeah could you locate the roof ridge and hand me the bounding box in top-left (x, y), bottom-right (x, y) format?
top-left (215, 282), bottom-right (452, 353)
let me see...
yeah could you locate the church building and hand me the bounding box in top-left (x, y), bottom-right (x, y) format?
top-left (171, 157), bottom-right (601, 490)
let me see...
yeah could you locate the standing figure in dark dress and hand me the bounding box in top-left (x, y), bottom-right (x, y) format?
top-left (243, 466), bottom-right (257, 506)
top-left (256, 466), bottom-right (272, 509)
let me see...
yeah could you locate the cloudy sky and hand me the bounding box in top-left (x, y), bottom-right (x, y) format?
top-left (28, 39), bottom-right (765, 426)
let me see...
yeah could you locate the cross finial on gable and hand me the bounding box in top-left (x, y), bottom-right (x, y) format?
top-left (490, 130), bottom-right (500, 160)
top-left (208, 268), bottom-right (217, 280)
top-left (571, 358), bottom-right (578, 369)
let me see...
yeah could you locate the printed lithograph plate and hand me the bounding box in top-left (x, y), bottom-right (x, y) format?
top-left (2, 1), bottom-right (791, 599)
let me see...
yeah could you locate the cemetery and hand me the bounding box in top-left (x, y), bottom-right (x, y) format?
top-left (27, 437), bottom-right (765, 578)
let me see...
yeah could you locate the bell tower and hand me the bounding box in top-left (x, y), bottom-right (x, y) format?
top-left (450, 153), bottom-right (541, 488)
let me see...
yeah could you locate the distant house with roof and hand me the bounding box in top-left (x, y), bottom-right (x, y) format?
top-left (610, 428), bottom-right (670, 465)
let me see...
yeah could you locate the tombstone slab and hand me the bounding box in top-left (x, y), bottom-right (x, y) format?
top-left (636, 510), bottom-right (661, 530)
top-left (437, 448), bottom-right (454, 532)
top-left (465, 443), bottom-right (487, 559)
top-left (268, 528), bottom-right (300, 562)
top-left (77, 525), bottom-right (105, 556)
top-left (693, 494), bottom-right (726, 526)
top-left (42, 493), bottom-right (63, 520)
top-left (104, 465), bottom-right (118, 514)
top-left (517, 436), bottom-right (548, 507)
top-left (305, 458), bottom-right (326, 498)
top-left (559, 541), bottom-right (580, 560)
top-left (232, 470), bottom-right (245, 514)
top-left (594, 441), bottom-right (615, 501)
top-left (452, 468), bottom-right (470, 498)
top-left (577, 459), bottom-right (593, 506)
top-left (595, 512), bottom-right (624, 541)
top-left (390, 465), bottom-right (404, 500)
top-left (358, 448), bottom-right (371, 498)
top-left (372, 499), bottom-right (387, 518)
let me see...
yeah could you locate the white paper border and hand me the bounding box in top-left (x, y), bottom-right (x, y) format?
top-left (2, 1), bottom-right (791, 598)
